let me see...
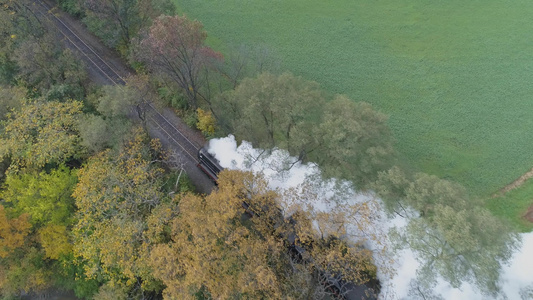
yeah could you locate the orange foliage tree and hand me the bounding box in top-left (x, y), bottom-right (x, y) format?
top-left (0, 205), bottom-right (31, 258)
top-left (149, 170), bottom-right (381, 299)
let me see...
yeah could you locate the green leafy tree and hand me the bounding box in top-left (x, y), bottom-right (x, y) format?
top-left (96, 75), bottom-right (156, 123)
top-left (375, 167), bottom-right (520, 297)
top-left (216, 72), bottom-right (395, 187)
top-left (13, 38), bottom-right (88, 97)
top-left (96, 85), bottom-right (137, 118)
top-left (0, 85), bottom-right (25, 121)
top-left (0, 165), bottom-right (78, 295)
top-left (4, 2), bottom-right (88, 96)
top-left (0, 205), bottom-right (52, 298)
top-left (0, 1), bottom-right (17, 84)
top-left (216, 72), bottom-right (325, 156)
top-left (220, 44), bottom-right (281, 89)
top-left (1, 165), bottom-right (76, 227)
top-left (78, 114), bottom-right (133, 154)
top-left (52, 254), bottom-right (100, 299)
top-left (78, 114), bottom-right (111, 154)
top-left (0, 247), bottom-right (53, 297)
top-left (84, 0), bottom-right (175, 50)
top-left (0, 0), bottom-right (44, 84)
top-left (311, 95), bottom-right (394, 186)
top-left (92, 281), bottom-right (129, 300)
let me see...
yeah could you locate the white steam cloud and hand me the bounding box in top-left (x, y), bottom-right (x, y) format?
top-left (207, 135), bottom-right (533, 300)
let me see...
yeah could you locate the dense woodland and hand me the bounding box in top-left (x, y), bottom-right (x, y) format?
top-left (0, 0), bottom-right (521, 299)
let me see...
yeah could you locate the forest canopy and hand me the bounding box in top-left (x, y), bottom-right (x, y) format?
top-left (0, 0), bottom-right (521, 299)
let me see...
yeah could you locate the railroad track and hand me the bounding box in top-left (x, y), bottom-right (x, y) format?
top-left (31, 0), bottom-right (125, 86)
top-left (30, 0), bottom-right (201, 162)
top-left (146, 110), bottom-right (200, 161)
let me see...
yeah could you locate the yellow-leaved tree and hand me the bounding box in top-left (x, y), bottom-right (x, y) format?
top-left (148, 170), bottom-right (382, 299)
top-left (196, 108), bottom-right (216, 136)
top-left (38, 224), bottom-right (71, 260)
top-left (72, 127), bottom-right (167, 293)
top-left (0, 99), bottom-right (83, 172)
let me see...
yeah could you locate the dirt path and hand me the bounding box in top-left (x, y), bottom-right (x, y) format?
top-left (523, 205), bottom-right (533, 223)
top-left (492, 166), bottom-right (533, 224)
top-left (492, 167), bottom-right (533, 198)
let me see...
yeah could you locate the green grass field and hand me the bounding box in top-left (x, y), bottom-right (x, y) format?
top-left (174, 0), bottom-right (533, 225)
top-left (487, 179), bottom-right (533, 232)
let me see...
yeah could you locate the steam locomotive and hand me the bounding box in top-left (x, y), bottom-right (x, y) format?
top-left (197, 146), bottom-right (223, 182)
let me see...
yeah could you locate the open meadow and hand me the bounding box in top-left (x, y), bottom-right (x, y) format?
top-left (175, 0), bottom-right (533, 229)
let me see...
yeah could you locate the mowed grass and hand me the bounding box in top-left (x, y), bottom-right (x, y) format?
top-left (174, 1), bottom-right (533, 202)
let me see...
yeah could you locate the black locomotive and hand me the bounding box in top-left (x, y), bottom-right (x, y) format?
top-left (197, 147), bottom-right (223, 182)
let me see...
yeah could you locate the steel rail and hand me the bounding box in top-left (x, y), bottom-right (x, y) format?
top-left (146, 114), bottom-right (198, 161)
top-left (32, 0), bottom-right (121, 85)
top-left (32, 0), bottom-right (201, 161)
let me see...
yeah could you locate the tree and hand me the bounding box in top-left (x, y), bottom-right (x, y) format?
top-left (0, 99), bottom-right (84, 171)
top-left (215, 72), bottom-right (325, 158)
top-left (281, 175), bottom-right (388, 298)
top-left (0, 205), bottom-right (31, 258)
top-left (0, 0), bottom-right (44, 84)
top-left (73, 128), bottom-right (164, 222)
top-left (43, 49), bottom-right (89, 101)
top-left (77, 114), bottom-right (111, 153)
top-left (137, 15), bottom-right (223, 109)
top-left (0, 202), bottom-right (52, 298)
top-left (0, 165), bottom-right (77, 227)
top-left (521, 285), bottom-right (533, 300)
top-left (0, 85), bottom-right (25, 121)
top-left (13, 38), bottom-right (88, 98)
top-left (397, 206), bottom-right (518, 296)
top-left (92, 281), bottom-right (129, 300)
top-left (84, 0), bottom-right (175, 50)
top-left (375, 167), bottom-right (520, 297)
top-left (54, 0), bottom-right (84, 16)
top-left (196, 108), bottom-right (215, 136)
top-left (215, 72), bottom-right (395, 187)
top-left (96, 75), bottom-right (156, 123)
top-left (0, 0), bottom-right (88, 93)
top-left (311, 238), bottom-right (378, 299)
top-left (39, 224), bottom-right (72, 260)
top-left (124, 74), bottom-right (159, 122)
top-left (96, 85), bottom-right (137, 118)
top-left (311, 95), bottom-right (395, 186)
top-left (78, 114), bottom-right (132, 154)
top-left (371, 166), bottom-right (411, 215)
top-left (84, 0), bottom-right (138, 46)
top-left (0, 1), bottom-right (17, 84)
top-left (149, 170), bottom-right (381, 299)
top-left (0, 164), bottom-right (78, 295)
top-left (72, 127), bottom-right (166, 289)
top-left (4, 2), bottom-right (89, 97)
top-left (149, 170), bottom-right (297, 299)
top-left (0, 247), bottom-right (53, 297)
top-left (214, 44), bottom-right (280, 90)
